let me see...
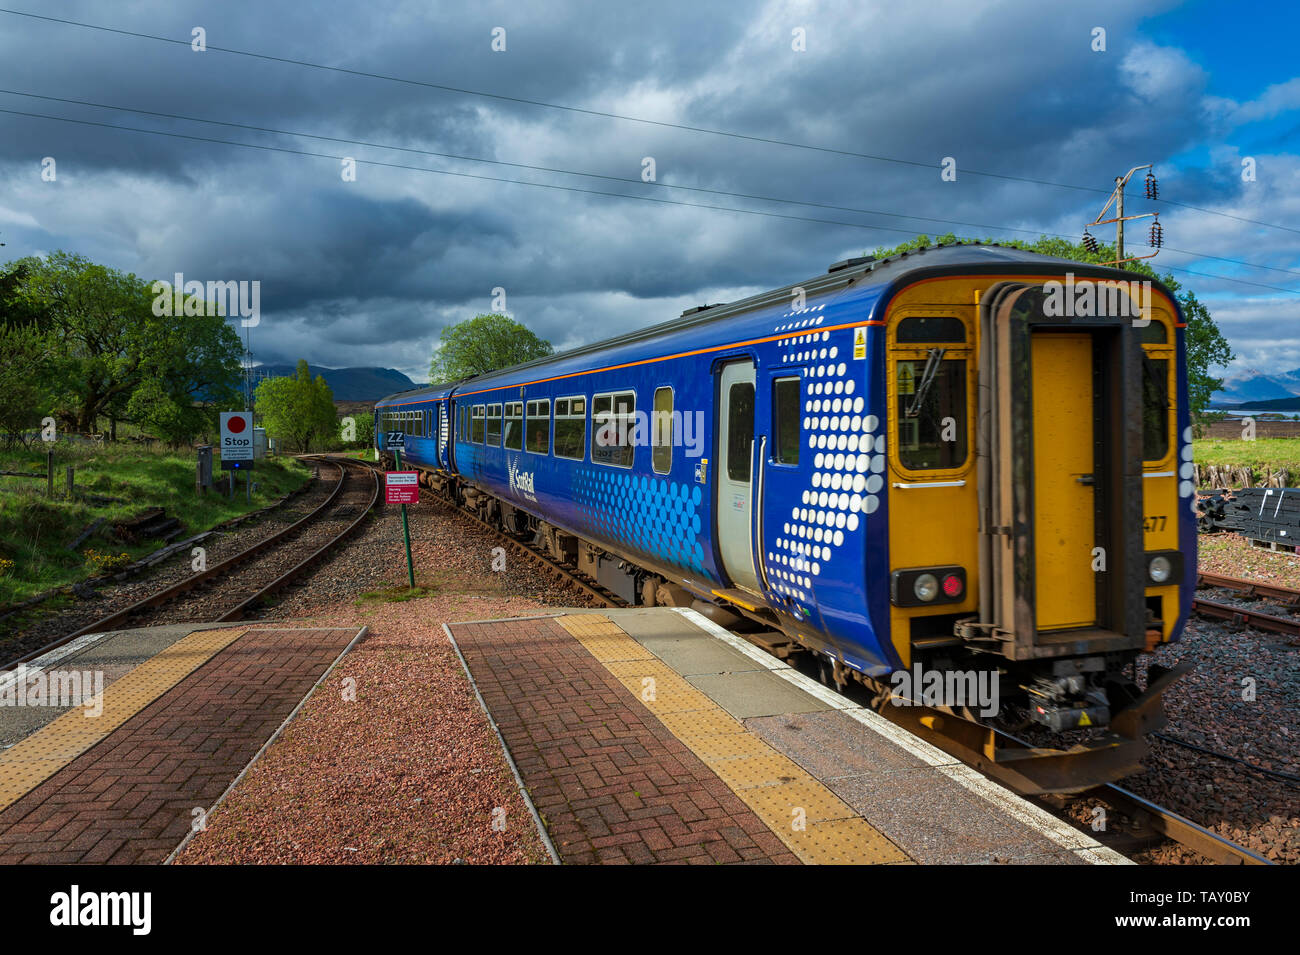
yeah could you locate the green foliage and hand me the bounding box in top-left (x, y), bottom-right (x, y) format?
top-left (0, 444), bottom-right (311, 608)
top-left (1, 251), bottom-right (242, 444)
top-left (0, 324), bottom-right (57, 448)
top-left (255, 359), bottom-right (338, 452)
top-left (341, 411), bottom-right (375, 449)
top-left (429, 313), bottom-right (553, 384)
top-left (867, 233), bottom-right (1234, 423)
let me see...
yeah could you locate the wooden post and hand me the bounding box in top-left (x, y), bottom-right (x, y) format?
top-left (46, 448), bottom-right (54, 499)
top-left (66, 465), bottom-right (74, 498)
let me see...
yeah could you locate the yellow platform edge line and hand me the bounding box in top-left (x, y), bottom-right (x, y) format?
top-left (566, 617), bottom-right (911, 865)
top-left (0, 626), bottom-right (248, 812)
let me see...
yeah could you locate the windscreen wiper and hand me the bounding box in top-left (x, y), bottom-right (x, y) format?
top-left (905, 347), bottom-right (946, 418)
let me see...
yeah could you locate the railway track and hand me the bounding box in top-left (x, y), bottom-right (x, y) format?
top-left (2, 457), bottom-right (379, 671)
top-left (1194, 571), bottom-right (1300, 637)
top-left (407, 469), bottom-right (1270, 865)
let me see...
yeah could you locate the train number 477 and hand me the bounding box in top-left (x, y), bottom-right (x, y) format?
top-left (1143, 515), bottom-right (1167, 533)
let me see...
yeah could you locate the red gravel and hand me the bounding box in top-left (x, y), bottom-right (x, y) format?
top-left (175, 598), bottom-right (558, 865)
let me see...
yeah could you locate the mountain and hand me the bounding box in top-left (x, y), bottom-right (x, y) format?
top-left (251, 365), bottom-right (422, 401)
top-left (1212, 367), bottom-right (1300, 405)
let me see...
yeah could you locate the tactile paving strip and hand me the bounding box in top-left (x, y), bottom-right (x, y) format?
top-left (0, 626), bottom-right (247, 813)
top-left (556, 614), bottom-right (910, 864)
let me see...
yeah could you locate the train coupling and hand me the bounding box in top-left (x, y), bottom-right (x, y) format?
top-left (1023, 659), bottom-right (1110, 732)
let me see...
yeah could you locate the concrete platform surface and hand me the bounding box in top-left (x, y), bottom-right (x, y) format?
top-left (448, 607), bottom-right (1129, 866)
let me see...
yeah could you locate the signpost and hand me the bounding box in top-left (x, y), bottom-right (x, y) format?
top-left (386, 451), bottom-right (417, 589)
top-left (219, 411), bottom-right (255, 502)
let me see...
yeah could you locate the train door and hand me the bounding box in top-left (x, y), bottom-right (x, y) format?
top-left (980, 282), bottom-right (1146, 658)
top-left (1030, 332), bottom-right (1097, 629)
top-left (716, 360), bottom-right (761, 593)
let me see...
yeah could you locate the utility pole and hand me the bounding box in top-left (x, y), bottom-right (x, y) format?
top-left (1083, 165), bottom-right (1162, 269)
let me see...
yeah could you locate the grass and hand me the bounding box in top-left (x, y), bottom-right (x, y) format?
top-left (0, 443), bottom-right (312, 607)
top-left (354, 584), bottom-right (436, 604)
top-left (1192, 437), bottom-right (1300, 472)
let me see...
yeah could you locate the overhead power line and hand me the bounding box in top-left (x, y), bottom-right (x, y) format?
top-left (4, 104), bottom-right (1298, 297)
top-left (2, 6), bottom-right (1297, 238)
top-left (3, 87), bottom-right (1297, 283)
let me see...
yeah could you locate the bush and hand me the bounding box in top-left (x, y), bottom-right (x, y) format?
top-left (83, 549), bottom-right (132, 575)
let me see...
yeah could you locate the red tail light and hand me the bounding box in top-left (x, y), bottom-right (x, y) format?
top-left (941, 574), bottom-right (964, 598)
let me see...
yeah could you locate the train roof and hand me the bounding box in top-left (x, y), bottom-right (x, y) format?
top-left (377, 242), bottom-right (1176, 403)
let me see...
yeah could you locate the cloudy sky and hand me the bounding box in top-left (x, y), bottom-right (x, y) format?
top-left (1, 0), bottom-right (1297, 384)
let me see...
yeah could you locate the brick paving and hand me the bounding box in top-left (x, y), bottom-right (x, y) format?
top-left (452, 617), bottom-right (800, 865)
top-left (0, 627), bottom-right (355, 864)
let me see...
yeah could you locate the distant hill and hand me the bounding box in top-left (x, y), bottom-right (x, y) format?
top-left (1217, 394), bottom-right (1300, 412)
top-left (252, 365), bottom-right (422, 401)
top-left (1212, 367), bottom-right (1300, 406)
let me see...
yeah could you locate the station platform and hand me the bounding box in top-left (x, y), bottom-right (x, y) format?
top-left (0, 622), bottom-right (362, 864)
top-left (447, 608), bottom-right (1130, 865)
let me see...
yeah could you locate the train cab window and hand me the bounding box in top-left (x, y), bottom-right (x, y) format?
top-left (526, 399), bottom-right (551, 454)
top-left (471, 405), bottom-right (485, 443)
top-left (1142, 356), bottom-right (1171, 461)
top-left (503, 401), bottom-right (523, 451)
top-left (727, 382), bottom-right (755, 481)
top-left (652, 387), bottom-right (673, 474)
top-left (896, 353), bottom-right (968, 470)
top-left (1139, 323), bottom-right (1168, 344)
top-left (486, 403), bottom-right (502, 446)
top-left (554, 396), bottom-right (586, 460)
top-left (773, 376), bottom-right (800, 465)
top-left (592, 390), bottom-right (635, 468)
top-left (896, 317), bottom-right (966, 344)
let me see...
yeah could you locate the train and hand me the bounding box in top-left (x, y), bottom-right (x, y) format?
top-left (374, 242), bottom-right (1195, 791)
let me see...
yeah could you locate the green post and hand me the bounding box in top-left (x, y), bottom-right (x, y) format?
top-left (395, 448), bottom-right (416, 590)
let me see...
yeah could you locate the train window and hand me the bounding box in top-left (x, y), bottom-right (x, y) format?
top-left (486, 403), bottom-right (502, 446)
top-left (592, 390), bottom-right (635, 468)
top-left (1142, 357), bottom-right (1170, 461)
top-left (773, 377), bottom-right (800, 465)
top-left (652, 387), bottom-right (673, 474)
top-left (1139, 323), bottom-right (1167, 344)
top-left (896, 317), bottom-right (966, 343)
top-left (727, 382), bottom-right (755, 481)
top-left (503, 401), bottom-right (523, 451)
top-left (471, 405), bottom-right (485, 443)
top-left (526, 399), bottom-right (551, 454)
top-left (554, 396), bottom-right (586, 460)
top-left (896, 355), bottom-right (968, 470)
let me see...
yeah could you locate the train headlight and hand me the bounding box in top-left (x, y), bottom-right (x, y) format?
top-left (1148, 555), bottom-right (1172, 584)
top-left (913, 573), bottom-right (939, 602)
top-left (891, 567), bottom-right (966, 607)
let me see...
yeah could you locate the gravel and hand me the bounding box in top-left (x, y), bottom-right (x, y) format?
top-left (176, 485), bottom-right (596, 864)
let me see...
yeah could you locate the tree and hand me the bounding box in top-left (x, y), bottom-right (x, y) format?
top-left (255, 360), bottom-right (338, 452)
top-left (0, 324), bottom-right (56, 448)
top-left (429, 313), bottom-right (553, 383)
top-left (867, 233), bottom-right (1233, 422)
top-left (126, 308), bottom-right (242, 447)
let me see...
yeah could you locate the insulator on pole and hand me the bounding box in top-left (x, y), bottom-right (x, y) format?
top-left (1145, 171), bottom-right (1158, 200)
top-left (1149, 220), bottom-right (1163, 248)
top-left (1082, 230), bottom-right (1099, 254)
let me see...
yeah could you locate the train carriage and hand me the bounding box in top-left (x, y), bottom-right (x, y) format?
top-left (377, 243), bottom-right (1195, 791)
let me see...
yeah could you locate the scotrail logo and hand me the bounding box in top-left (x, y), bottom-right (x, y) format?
top-left (508, 457), bottom-right (536, 502)
top-left (1042, 272), bottom-right (1152, 325)
top-left (151, 273), bottom-right (260, 327)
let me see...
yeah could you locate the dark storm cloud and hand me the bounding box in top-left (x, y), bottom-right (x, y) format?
top-left (0, 0), bottom-right (1295, 382)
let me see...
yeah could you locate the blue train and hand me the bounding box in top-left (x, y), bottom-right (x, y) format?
top-left (376, 243), bottom-right (1195, 787)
